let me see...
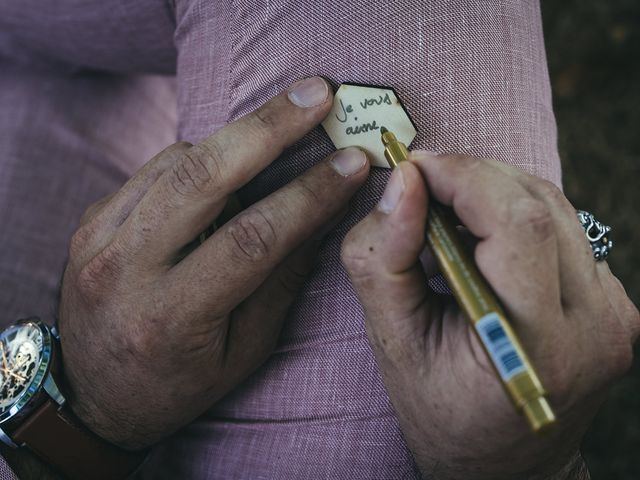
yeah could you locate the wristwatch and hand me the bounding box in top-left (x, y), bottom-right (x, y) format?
top-left (0, 318), bottom-right (145, 479)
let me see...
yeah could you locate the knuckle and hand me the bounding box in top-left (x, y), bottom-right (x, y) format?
top-left (538, 340), bottom-right (582, 401)
top-left (159, 141), bottom-right (194, 163)
top-left (510, 198), bottom-right (554, 240)
top-left (295, 177), bottom-right (322, 210)
top-left (76, 243), bottom-right (127, 302)
top-left (609, 275), bottom-right (640, 340)
top-left (454, 154), bottom-right (482, 166)
top-left (602, 301), bottom-right (637, 378)
top-left (567, 304), bottom-right (636, 393)
top-left (227, 209), bottom-right (277, 263)
top-left (627, 300), bottom-right (640, 336)
top-left (340, 231), bottom-right (374, 281)
top-left (78, 200), bottom-right (103, 226)
top-left (593, 325), bottom-right (635, 383)
top-left (532, 179), bottom-right (564, 202)
top-left (78, 210), bottom-right (93, 227)
top-left (126, 323), bottom-right (162, 362)
top-left (544, 363), bottom-right (574, 401)
top-left (448, 157), bottom-right (487, 195)
top-left (69, 224), bottom-right (96, 259)
top-left (372, 330), bottom-right (420, 366)
top-left (170, 140), bottom-right (193, 153)
top-left (245, 108), bottom-right (280, 151)
top-left (252, 105), bottom-right (279, 133)
top-left (543, 301), bottom-right (636, 401)
top-left (168, 143), bottom-right (224, 197)
top-left (532, 179), bottom-right (574, 212)
top-left (277, 263), bottom-right (311, 295)
top-left (451, 155), bottom-right (485, 175)
top-left (608, 342), bottom-right (634, 379)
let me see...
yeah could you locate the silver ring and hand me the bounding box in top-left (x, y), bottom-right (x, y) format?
top-left (576, 210), bottom-right (612, 261)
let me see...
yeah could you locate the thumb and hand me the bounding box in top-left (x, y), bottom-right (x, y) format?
top-left (341, 161), bottom-right (433, 360)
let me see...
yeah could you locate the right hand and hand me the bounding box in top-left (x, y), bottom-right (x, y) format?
top-left (57, 76), bottom-right (370, 449)
top-left (341, 153), bottom-right (638, 479)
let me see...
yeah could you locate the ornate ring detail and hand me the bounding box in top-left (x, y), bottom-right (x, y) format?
top-left (576, 210), bottom-right (612, 261)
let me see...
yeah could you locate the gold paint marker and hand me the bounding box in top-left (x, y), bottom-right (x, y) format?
top-left (380, 127), bottom-right (556, 433)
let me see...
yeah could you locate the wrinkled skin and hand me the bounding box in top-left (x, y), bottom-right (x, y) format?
top-left (58, 77), bottom-right (370, 449)
top-left (341, 153), bottom-right (639, 480)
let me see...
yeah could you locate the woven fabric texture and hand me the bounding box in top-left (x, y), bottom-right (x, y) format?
top-left (0, 0), bottom-right (176, 73)
top-left (0, 1), bottom-right (560, 478)
top-left (142, 1), bottom-right (560, 478)
top-left (0, 458), bottom-right (16, 480)
top-left (0, 65), bottom-right (177, 322)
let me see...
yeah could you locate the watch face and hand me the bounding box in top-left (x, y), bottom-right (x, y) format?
top-left (0, 322), bottom-right (50, 419)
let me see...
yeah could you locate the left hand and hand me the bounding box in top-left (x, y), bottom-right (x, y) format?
top-left (341, 151), bottom-right (639, 480)
top-left (57, 77), bottom-right (370, 449)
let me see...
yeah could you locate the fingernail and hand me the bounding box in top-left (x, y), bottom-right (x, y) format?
top-left (330, 147), bottom-right (367, 176)
top-left (287, 77), bottom-right (329, 108)
top-left (378, 167), bottom-right (405, 213)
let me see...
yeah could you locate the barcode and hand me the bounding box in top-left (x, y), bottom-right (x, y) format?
top-left (475, 313), bottom-right (525, 381)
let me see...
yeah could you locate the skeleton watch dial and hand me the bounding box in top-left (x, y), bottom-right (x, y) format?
top-left (0, 323), bottom-right (45, 416)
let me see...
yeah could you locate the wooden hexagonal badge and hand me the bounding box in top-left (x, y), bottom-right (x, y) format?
top-left (322, 83), bottom-right (417, 168)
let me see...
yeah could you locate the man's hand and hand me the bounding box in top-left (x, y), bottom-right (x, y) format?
top-left (341, 152), bottom-right (639, 480)
top-left (58, 76), bottom-right (370, 449)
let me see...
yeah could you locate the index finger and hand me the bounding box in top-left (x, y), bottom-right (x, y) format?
top-left (194, 76), bottom-right (332, 197)
top-left (116, 76), bottom-right (333, 265)
top-left (409, 152), bottom-right (563, 326)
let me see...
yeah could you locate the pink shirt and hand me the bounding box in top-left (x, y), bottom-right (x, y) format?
top-left (0, 1), bottom-right (559, 478)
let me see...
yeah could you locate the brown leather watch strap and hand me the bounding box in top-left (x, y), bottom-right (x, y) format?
top-left (12, 399), bottom-right (145, 480)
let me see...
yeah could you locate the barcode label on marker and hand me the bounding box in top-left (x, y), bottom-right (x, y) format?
top-left (475, 313), bottom-right (526, 381)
